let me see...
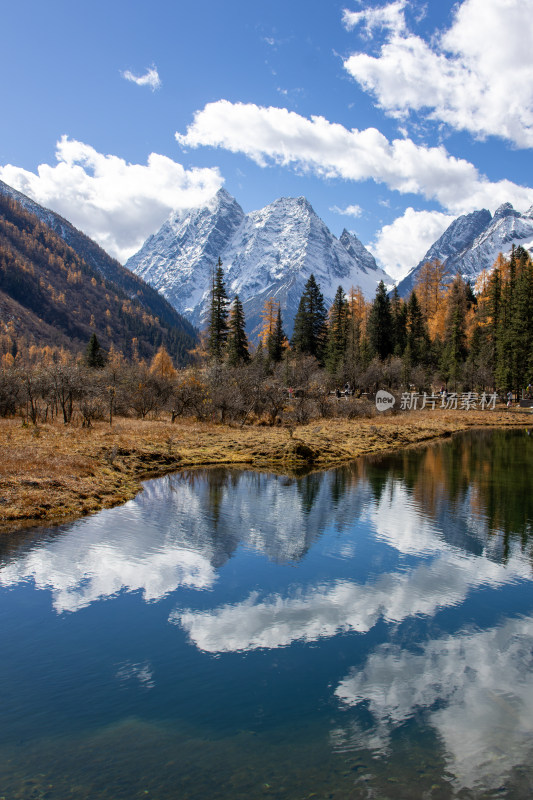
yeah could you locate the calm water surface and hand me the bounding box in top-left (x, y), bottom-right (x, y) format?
top-left (1, 429), bottom-right (533, 799)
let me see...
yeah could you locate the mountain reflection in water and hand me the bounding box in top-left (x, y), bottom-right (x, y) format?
top-left (1, 428), bottom-right (532, 799)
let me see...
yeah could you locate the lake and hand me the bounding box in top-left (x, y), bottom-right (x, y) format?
top-left (1, 428), bottom-right (533, 799)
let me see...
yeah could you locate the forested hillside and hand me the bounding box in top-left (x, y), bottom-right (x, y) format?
top-left (0, 178), bottom-right (196, 333)
top-left (0, 195), bottom-right (197, 364)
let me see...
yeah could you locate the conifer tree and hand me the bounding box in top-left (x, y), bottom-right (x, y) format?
top-left (367, 280), bottom-right (393, 360)
top-left (292, 274), bottom-right (328, 361)
top-left (442, 275), bottom-right (468, 389)
top-left (207, 257), bottom-right (229, 362)
top-left (406, 291), bottom-right (428, 366)
top-left (507, 246), bottom-right (533, 395)
top-left (226, 294), bottom-right (250, 366)
top-left (259, 297), bottom-right (278, 347)
top-left (85, 333), bottom-right (106, 368)
top-left (481, 261), bottom-right (502, 386)
top-left (495, 252), bottom-right (514, 391)
top-left (149, 345), bottom-right (177, 378)
top-left (326, 285), bottom-right (348, 374)
top-left (267, 305), bottom-right (286, 363)
top-left (345, 287), bottom-right (366, 384)
top-left (391, 287), bottom-right (407, 356)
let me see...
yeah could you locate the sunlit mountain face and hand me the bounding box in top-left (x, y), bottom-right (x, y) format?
top-left (125, 188), bottom-right (392, 335)
top-left (1, 429), bottom-right (533, 798)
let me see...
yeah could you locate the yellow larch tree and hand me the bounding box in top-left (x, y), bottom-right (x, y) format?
top-left (149, 345), bottom-right (177, 379)
top-left (258, 297), bottom-right (278, 346)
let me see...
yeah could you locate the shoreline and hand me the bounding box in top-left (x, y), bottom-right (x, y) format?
top-left (1, 408), bottom-right (531, 534)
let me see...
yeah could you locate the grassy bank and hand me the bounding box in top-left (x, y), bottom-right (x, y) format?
top-left (1, 407), bottom-right (531, 533)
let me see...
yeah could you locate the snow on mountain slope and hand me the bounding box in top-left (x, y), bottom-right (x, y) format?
top-left (126, 189), bottom-right (391, 335)
top-left (455, 203), bottom-right (533, 280)
top-left (396, 203), bottom-right (533, 297)
top-left (126, 188), bottom-right (245, 320)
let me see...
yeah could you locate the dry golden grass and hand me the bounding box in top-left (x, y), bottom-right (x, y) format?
top-left (1, 406), bottom-right (531, 533)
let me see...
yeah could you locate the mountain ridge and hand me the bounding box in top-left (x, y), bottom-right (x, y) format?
top-left (396, 203), bottom-right (533, 296)
top-left (126, 189), bottom-right (392, 335)
top-left (0, 192), bottom-right (197, 364)
top-left (0, 178), bottom-right (197, 336)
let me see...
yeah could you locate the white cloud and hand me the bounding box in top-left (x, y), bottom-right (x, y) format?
top-left (330, 203), bottom-right (363, 217)
top-left (343, 0), bottom-right (533, 148)
top-left (0, 136), bottom-right (223, 262)
top-left (335, 615), bottom-right (533, 791)
top-left (0, 482), bottom-right (220, 613)
top-left (175, 101), bottom-right (533, 215)
top-left (172, 481), bottom-right (530, 654)
top-left (173, 548), bottom-right (526, 653)
top-left (122, 65), bottom-right (161, 91)
top-left (342, 1), bottom-right (407, 36)
top-left (371, 207), bottom-right (454, 280)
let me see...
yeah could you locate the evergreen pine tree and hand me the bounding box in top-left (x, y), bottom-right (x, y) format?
top-left (391, 287), bottom-right (407, 356)
top-left (484, 262), bottom-right (502, 388)
top-left (508, 247), bottom-right (533, 395)
top-left (85, 333), bottom-right (106, 368)
top-left (325, 285), bottom-right (348, 374)
top-left (267, 305), bottom-right (286, 363)
top-left (292, 274), bottom-right (328, 361)
top-left (495, 254), bottom-right (514, 391)
top-left (406, 291), bottom-right (428, 366)
top-left (207, 258), bottom-right (229, 362)
top-left (367, 280), bottom-right (393, 360)
top-left (442, 276), bottom-right (468, 389)
top-left (226, 294), bottom-right (250, 366)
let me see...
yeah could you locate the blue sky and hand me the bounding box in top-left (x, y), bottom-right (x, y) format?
top-left (1, 0), bottom-right (532, 279)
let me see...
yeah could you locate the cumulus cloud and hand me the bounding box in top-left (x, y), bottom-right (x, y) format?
top-left (172, 480), bottom-right (530, 654)
top-left (335, 616), bottom-right (533, 791)
top-left (371, 207), bottom-right (454, 280)
top-left (173, 547), bottom-right (526, 653)
top-left (122, 65), bottom-right (161, 91)
top-left (0, 136), bottom-right (223, 262)
top-left (343, 0), bottom-right (533, 148)
top-left (0, 483), bottom-right (220, 613)
top-left (175, 100), bottom-right (533, 215)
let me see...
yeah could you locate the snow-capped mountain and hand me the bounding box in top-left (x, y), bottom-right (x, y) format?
top-left (397, 203), bottom-right (533, 297)
top-left (126, 189), bottom-right (391, 335)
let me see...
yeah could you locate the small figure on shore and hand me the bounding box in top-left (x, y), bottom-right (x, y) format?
top-left (507, 391), bottom-right (513, 407)
top-left (335, 387), bottom-right (341, 399)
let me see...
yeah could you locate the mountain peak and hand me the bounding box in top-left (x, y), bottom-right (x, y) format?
top-left (396, 203), bottom-right (533, 297)
top-left (126, 193), bottom-right (391, 335)
top-left (493, 202), bottom-right (519, 220)
top-left (339, 229), bottom-right (379, 274)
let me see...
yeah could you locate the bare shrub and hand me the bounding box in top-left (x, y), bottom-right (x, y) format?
top-left (0, 369), bottom-right (22, 417)
top-left (171, 371), bottom-right (210, 421)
